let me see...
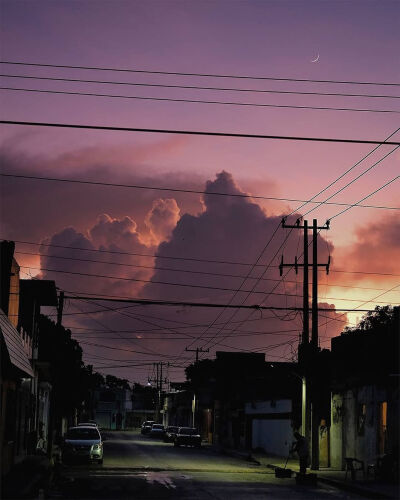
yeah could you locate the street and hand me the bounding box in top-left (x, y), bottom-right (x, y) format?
top-left (49, 431), bottom-right (364, 499)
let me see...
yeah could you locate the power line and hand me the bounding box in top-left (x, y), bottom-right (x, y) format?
top-left (1, 120), bottom-right (400, 145)
top-left (2, 173), bottom-right (398, 211)
top-left (289, 126), bottom-right (400, 218)
top-left (183, 224), bottom-right (282, 354)
top-left (73, 330), bottom-right (302, 340)
top-left (62, 294), bottom-right (380, 313)
top-left (8, 239), bottom-right (400, 277)
top-left (64, 314), bottom-right (301, 333)
top-left (11, 238), bottom-right (260, 266)
top-left (2, 86), bottom-right (398, 114)
top-left (304, 147), bottom-right (400, 218)
top-left (2, 73), bottom-right (399, 99)
top-left (28, 264), bottom-right (397, 303)
top-left (328, 175), bottom-right (400, 221)
top-left (15, 250), bottom-right (393, 292)
top-left (2, 60), bottom-right (399, 87)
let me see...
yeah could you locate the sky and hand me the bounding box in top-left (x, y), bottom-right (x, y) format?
top-left (0, 0), bottom-right (399, 384)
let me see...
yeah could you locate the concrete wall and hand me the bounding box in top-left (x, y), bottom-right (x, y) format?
top-left (251, 419), bottom-right (292, 457)
top-left (330, 385), bottom-right (391, 469)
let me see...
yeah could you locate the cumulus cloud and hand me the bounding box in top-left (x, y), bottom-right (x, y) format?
top-left (333, 213), bottom-right (400, 283)
top-left (142, 172), bottom-right (340, 361)
top-left (144, 198), bottom-right (180, 245)
top-left (0, 139), bottom-right (202, 243)
top-left (22, 170), bottom-right (345, 381)
top-left (39, 214), bottom-right (156, 298)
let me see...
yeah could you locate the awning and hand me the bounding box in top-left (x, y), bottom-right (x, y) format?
top-left (0, 308), bottom-right (34, 377)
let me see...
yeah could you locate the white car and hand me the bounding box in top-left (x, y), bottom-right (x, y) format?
top-left (62, 426), bottom-right (104, 464)
top-left (78, 421), bottom-right (98, 428)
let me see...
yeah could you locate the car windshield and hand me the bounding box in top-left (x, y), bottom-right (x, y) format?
top-left (179, 428), bottom-right (198, 435)
top-left (167, 427), bottom-right (178, 432)
top-left (144, 421), bottom-right (153, 426)
top-left (65, 428), bottom-right (100, 440)
top-left (152, 425), bottom-right (163, 429)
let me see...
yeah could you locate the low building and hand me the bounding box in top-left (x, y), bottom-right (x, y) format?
top-left (330, 309), bottom-right (399, 470)
top-left (1, 241), bottom-right (57, 472)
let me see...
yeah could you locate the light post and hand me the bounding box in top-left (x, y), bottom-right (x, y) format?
top-left (192, 393), bottom-right (196, 427)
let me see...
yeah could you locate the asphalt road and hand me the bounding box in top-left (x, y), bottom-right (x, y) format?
top-left (50, 430), bottom-right (364, 499)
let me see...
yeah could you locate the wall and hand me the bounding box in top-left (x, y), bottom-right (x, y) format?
top-left (331, 385), bottom-right (390, 468)
top-left (245, 400), bottom-right (293, 457)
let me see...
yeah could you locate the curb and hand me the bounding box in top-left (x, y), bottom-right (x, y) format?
top-left (317, 476), bottom-right (395, 500)
top-left (265, 462), bottom-right (395, 499)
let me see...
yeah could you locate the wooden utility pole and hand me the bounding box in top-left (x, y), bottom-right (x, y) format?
top-left (185, 347), bottom-right (209, 362)
top-left (148, 362), bottom-right (168, 423)
top-left (312, 219), bottom-right (319, 348)
top-left (281, 217), bottom-right (330, 471)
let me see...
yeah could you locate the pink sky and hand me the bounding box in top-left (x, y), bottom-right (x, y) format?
top-left (1, 0), bottom-right (399, 383)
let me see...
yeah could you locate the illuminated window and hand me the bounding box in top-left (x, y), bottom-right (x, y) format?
top-left (378, 402), bottom-right (387, 454)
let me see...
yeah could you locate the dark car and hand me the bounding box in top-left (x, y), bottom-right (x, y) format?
top-left (163, 425), bottom-right (179, 442)
top-left (141, 420), bottom-right (154, 435)
top-left (174, 427), bottom-right (201, 448)
top-left (150, 423), bottom-right (165, 438)
top-left (62, 426), bottom-right (104, 464)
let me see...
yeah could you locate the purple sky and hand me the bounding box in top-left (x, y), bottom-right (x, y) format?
top-left (1, 0), bottom-right (399, 383)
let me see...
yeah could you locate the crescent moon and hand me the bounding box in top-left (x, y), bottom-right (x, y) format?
top-left (311, 54), bottom-right (320, 63)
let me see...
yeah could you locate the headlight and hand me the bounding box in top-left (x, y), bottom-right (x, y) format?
top-left (92, 444), bottom-right (101, 450)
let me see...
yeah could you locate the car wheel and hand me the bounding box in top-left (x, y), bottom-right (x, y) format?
top-left (174, 442), bottom-right (179, 447)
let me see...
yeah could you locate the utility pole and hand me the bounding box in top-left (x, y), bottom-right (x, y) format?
top-left (185, 347), bottom-right (209, 362)
top-left (185, 347), bottom-right (208, 430)
top-left (281, 218), bottom-right (309, 345)
top-left (281, 217), bottom-right (330, 471)
top-left (281, 218), bottom-right (310, 442)
top-left (57, 291), bottom-right (64, 326)
top-left (148, 362), bottom-right (168, 423)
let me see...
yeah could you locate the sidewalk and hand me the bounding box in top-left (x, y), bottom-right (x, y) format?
top-left (251, 450), bottom-right (399, 499)
top-left (1, 455), bottom-right (52, 499)
top-left (208, 444), bottom-right (398, 499)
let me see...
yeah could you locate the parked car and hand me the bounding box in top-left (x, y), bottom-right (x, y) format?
top-left (141, 420), bottom-right (154, 435)
top-left (150, 423), bottom-right (165, 438)
top-left (163, 425), bottom-right (179, 443)
top-left (62, 426), bottom-right (104, 464)
top-left (78, 422), bottom-right (98, 428)
top-left (174, 427), bottom-right (201, 448)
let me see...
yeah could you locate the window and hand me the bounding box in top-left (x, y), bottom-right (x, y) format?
top-left (377, 402), bottom-right (387, 454)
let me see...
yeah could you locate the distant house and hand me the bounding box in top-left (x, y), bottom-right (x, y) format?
top-left (330, 309), bottom-right (399, 470)
top-left (243, 362), bottom-right (301, 457)
top-left (162, 383), bottom-right (193, 428)
top-left (93, 386), bottom-right (132, 430)
top-left (180, 351), bottom-right (302, 451)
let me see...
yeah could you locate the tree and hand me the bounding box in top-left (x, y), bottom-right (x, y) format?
top-left (38, 314), bottom-right (88, 417)
top-left (344, 306), bottom-right (397, 334)
top-left (105, 374), bottom-right (130, 389)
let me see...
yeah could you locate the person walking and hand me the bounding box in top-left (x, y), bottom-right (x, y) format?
top-left (291, 432), bottom-right (310, 475)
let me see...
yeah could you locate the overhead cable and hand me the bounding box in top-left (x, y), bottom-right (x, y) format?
top-left (1, 60), bottom-right (399, 86)
top-left (1, 120), bottom-right (400, 145)
top-left (1, 86), bottom-right (398, 114)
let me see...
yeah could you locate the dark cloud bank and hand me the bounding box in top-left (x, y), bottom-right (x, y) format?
top-left (35, 171), bottom-right (347, 382)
